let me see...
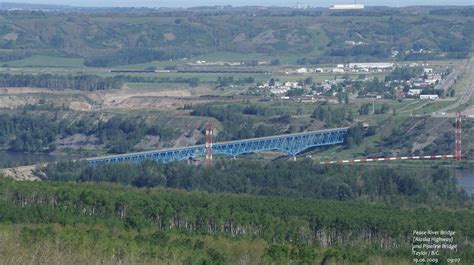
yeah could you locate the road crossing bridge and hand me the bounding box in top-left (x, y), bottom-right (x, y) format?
top-left (87, 127), bottom-right (348, 166)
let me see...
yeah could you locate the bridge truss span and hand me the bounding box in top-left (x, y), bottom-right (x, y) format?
top-left (213, 128), bottom-right (347, 158)
top-left (87, 127), bottom-right (348, 166)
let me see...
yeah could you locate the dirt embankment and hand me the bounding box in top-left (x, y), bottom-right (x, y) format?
top-left (0, 85), bottom-right (236, 112)
top-left (1, 165), bottom-right (43, 181)
top-left (382, 117), bottom-right (455, 156)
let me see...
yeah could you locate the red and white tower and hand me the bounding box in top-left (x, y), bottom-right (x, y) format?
top-left (455, 112), bottom-right (462, 160)
top-left (205, 122), bottom-right (214, 166)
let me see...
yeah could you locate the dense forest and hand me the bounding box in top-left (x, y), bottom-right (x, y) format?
top-left (0, 112), bottom-right (176, 153)
top-left (83, 48), bottom-right (178, 67)
top-left (41, 159), bottom-right (471, 208)
top-left (0, 7), bottom-right (471, 66)
top-left (190, 104), bottom-right (288, 141)
top-left (0, 177), bottom-right (472, 264)
top-left (0, 73), bottom-right (259, 89)
top-left (0, 73), bottom-right (123, 91)
top-left (189, 102), bottom-right (358, 142)
top-left (385, 67), bottom-right (424, 82)
top-left (0, 103), bottom-right (359, 153)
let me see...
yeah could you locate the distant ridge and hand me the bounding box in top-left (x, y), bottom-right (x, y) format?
top-left (0, 2), bottom-right (73, 11)
top-left (0, 2), bottom-right (163, 13)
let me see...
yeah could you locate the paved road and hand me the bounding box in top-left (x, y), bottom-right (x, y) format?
top-left (433, 57), bottom-right (474, 116)
top-left (435, 62), bottom-right (461, 91)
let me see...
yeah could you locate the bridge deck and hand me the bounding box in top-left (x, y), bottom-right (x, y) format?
top-left (87, 127), bottom-right (349, 165)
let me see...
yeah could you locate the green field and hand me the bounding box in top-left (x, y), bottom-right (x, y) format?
top-left (411, 100), bottom-right (455, 115)
top-left (4, 55), bottom-right (85, 68)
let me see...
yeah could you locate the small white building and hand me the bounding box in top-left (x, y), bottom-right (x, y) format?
top-left (424, 68), bottom-right (433, 74)
top-left (296, 68), bottom-right (308, 74)
top-left (270, 87), bottom-right (291, 95)
top-left (284, 81), bottom-right (301, 88)
top-left (414, 82), bottom-right (431, 87)
top-left (420, 94), bottom-right (439, 100)
top-left (425, 79), bottom-right (439, 85)
top-left (408, 89), bottom-right (422, 96)
top-left (332, 68), bottom-right (345, 73)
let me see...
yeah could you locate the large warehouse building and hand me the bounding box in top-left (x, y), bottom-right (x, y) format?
top-left (330, 4), bottom-right (365, 10)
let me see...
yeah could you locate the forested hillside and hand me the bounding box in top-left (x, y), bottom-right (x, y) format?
top-left (0, 73), bottom-right (123, 90)
top-left (41, 159), bottom-right (471, 208)
top-left (0, 7), bottom-right (471, 66)
top-left (0, 111), bottom-right (177, 153)
top-left (0, 178), bottom-right (472, 264)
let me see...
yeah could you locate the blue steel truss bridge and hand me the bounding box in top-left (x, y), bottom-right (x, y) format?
top-left (87, 127), bottom-right (349, 166)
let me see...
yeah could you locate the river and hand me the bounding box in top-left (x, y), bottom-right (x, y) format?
top-left (457, 169), bottom-right (474, 196)
top-left (0, 152), bottom-right (81, 169)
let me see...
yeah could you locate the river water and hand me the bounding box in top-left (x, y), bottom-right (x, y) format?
top-left (457, 169), bottom-right (474, 196)
top-left (0, 152), bottom-right (80, 168)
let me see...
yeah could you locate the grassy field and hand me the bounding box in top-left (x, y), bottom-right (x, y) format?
top-left (4, 55), bottom-right (85, 68)
top-left (125, 82), bottom-right (192, 90)
top-left (0, 56), bottom-right (465, 85)
top-left (411, 100), bottom-right (455, 115)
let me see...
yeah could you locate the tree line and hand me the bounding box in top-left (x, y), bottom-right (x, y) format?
top-left (190, 102), bottom-right (357, 142)
top-left (84, 48), bottom-right (193, 67)
top-left (41, 159), bottom-right (471, 208)
top-left (0, 72), bottom-right (260, 90)
top-left (0, 73), bottom-right (123, 91)
top-left (385, 67), bottom-right (423, 81)
top-left (190, 104), bottom-right (287, 141)
top-left (311, 104), bottom-right (353, 127)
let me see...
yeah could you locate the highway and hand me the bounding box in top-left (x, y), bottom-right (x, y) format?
top-left (434, 56), bottom-right (474, 116)
top-left (87, 127), bottom-right (349, 165)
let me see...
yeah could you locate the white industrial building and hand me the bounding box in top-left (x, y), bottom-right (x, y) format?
top-left (349, 63), bottom-right (394, 69)
top-left (420, 95), bottom-right (439, 100)
top-left (330, 4), bottom-right (365, 10)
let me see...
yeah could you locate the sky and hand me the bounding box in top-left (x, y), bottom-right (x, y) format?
top-left (2, 0), bottom-right (473, 8)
